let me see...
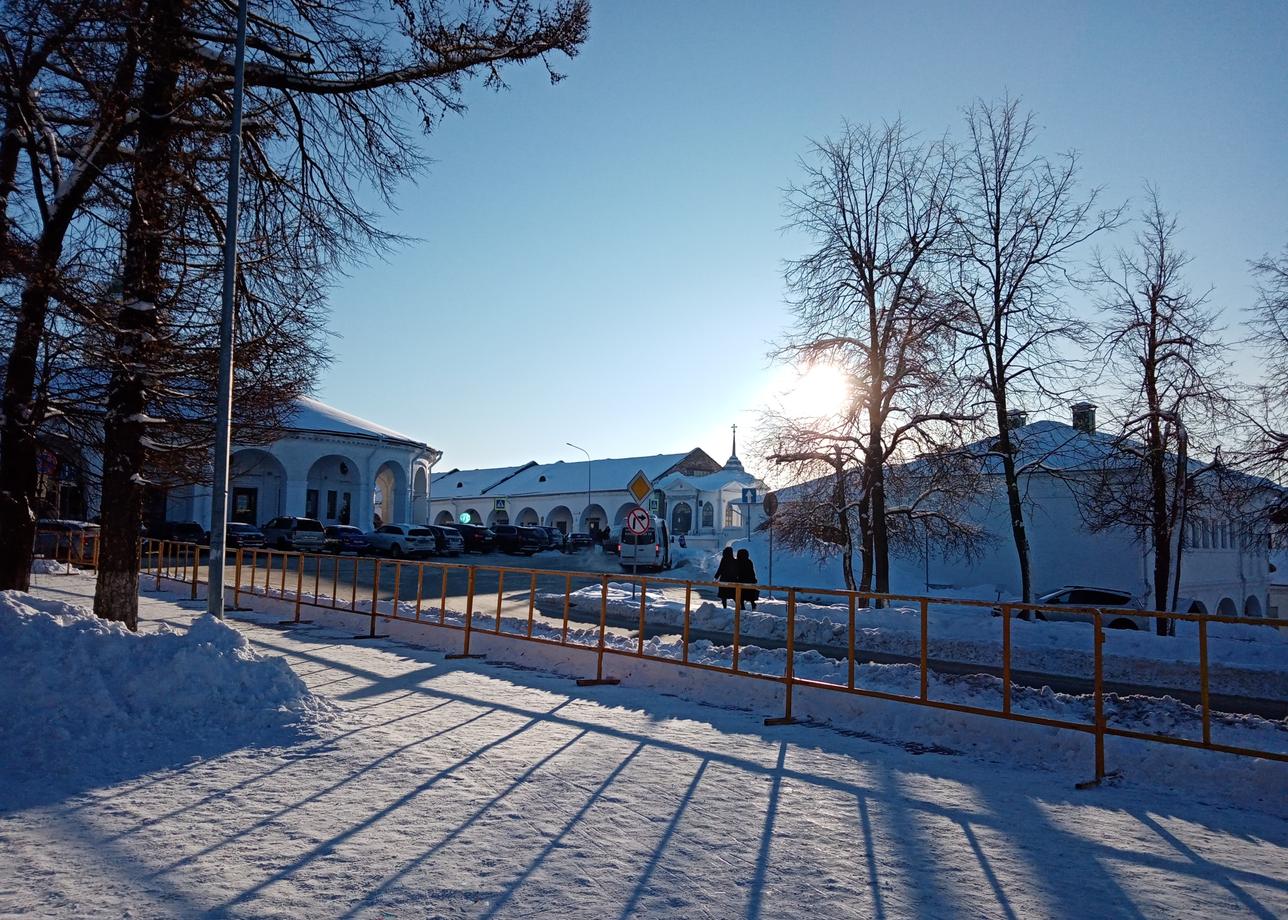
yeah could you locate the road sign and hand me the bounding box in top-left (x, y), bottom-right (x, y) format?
top-left (627, 471), bottom-right (653, 504)
top-left (741, 487), bottom-right (758, 504)
top-left (763, 491), bottom-right (779, 516)
top-left (494, 498), bottom-right (506, 511)
top-left (648, 498), bottom-right (659, 513)
top-left (625, 506), bottom-right (651, 535)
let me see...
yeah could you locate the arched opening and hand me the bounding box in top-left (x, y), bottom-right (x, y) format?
top-left (724, 501), bottom-right (741, 529)
top-left (435, 510), bottom-right (455, 526)
top-left (463, 507), bottom-right (483, 524)
top-left (579, 503), bottom-right (609, 533)
top-left (515, 506), bottom-right (540, 526)
top-left (1244, 595), bottom-right (1264, 618)
top-left (230, 449), bottom-right (287, 526)
top-left (305, 454), bottom-right (359, 526)
top-left (671, 501), bottom-right (692, 534)
top-left (487, 508), bottom-right (509, 527)
top-left (1216, 597), bottom-right (1237, 617)
top-left (1187, 600), bottom-right (1208, 615)
top-left (545, 505), bottom-right (574, 533)
top-left (412, 465), bottom-right (430, 523)
top-left (373, 460), bottom-right (408, 528)
top-left (701, 501), bottom-right (714, 529)
top-left (613, 503), bottom-right (637, 526)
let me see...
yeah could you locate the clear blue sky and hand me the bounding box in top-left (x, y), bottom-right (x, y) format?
top-left (314, 0), bottom-right (1288, 473)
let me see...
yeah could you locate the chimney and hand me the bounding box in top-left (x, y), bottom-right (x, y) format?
top-left (1005, 408), bottom-right (1028, 430)
top-left (1071, 401), bottom-right (1097, 434)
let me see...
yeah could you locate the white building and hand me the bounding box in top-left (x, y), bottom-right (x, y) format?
top-left (902, 408), bottom-right (1274, 618)
top-left (430, 442), bottom-right (768, 551)
top-left (164, 398), bottom-right (440, 531)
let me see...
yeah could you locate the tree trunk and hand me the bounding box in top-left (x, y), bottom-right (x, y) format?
top-left (93, 0), bottom-right (183, 628)
top-left (993, 414), bottom-right (1033, 602)
top-left (833, 456), bottom-right (857, 592)
top-left (858, 494), bottom-right (874, 605)
top-left (0, 276), bottom-right (57, 591)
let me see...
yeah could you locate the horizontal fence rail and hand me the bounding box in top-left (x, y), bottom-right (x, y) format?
top-left (90, 537), bottom-right (1288, 784)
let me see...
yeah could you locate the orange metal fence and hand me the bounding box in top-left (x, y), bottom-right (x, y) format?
top-left (129, 538), bottom-right (1288, 785)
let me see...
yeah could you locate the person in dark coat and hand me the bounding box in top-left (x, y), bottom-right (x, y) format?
top-left (715, 547), bottom-right (738, 608)
top-left (735, 548), bottom-right (759, 610)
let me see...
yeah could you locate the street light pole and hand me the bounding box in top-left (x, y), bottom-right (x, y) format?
top-left (567, 442), bottom-right (590, 534)
top-left (205, 0), bottom-right (250, 619)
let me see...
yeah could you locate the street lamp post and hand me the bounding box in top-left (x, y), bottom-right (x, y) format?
top-left (206, 0), bottom-right (250, 619)
top-left (566, 442), bottom-right (591, 535)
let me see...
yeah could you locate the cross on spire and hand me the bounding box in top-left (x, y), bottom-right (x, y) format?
top-left (731, 422), bottom-right (737, 457)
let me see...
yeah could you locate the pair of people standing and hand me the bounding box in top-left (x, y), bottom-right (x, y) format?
top-left (715, 547), bottom-right (759, 610)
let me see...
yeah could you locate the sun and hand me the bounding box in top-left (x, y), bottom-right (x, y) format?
top-left (769, 363), bottom-right (851, 420)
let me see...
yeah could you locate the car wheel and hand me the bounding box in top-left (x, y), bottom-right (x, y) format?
top-left (1108, 618), bottom-right (1139, 630)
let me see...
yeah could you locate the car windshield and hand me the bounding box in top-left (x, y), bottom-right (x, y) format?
top-left (296, 519), bottom-right (324, 532)
top-left (330, 526), bottom-right (360, 535)
top-left (622, 529), bottom-right (656, 545)
top-left (228, 524), bottom-right (256, 533)
top-left (409, 528), bottom-right (433, 537)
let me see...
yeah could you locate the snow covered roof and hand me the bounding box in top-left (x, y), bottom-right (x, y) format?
top-left (432, 463), bottom-right (535, 498)
top-left (655, 467), bottom-right (758, 492)
top-left (963, 420), bottom-right (1127, 474)
top-left (437, 449), bottom-right (723, 499)
top-left (499, 453), bottom-right (692, 497)
top-left (286, 397), bottom-right (429, 449)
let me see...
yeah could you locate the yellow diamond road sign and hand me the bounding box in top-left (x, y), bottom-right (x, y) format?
top-left (627, 471), bottom-right (653, 504)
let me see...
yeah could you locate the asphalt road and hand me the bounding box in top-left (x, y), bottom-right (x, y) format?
top-left (161, 546), bottom-right (1287, 720)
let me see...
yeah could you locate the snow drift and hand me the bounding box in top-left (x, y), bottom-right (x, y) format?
top-left (0, 591), bottom-right (335, 783)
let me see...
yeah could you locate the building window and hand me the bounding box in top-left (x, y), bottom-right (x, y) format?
top-left (306, 489), bottom-right (319, 519)
top-left (702, 502), bottom-right (714, 529)
top-left (671, 502), bottom-right (692, 534)
top-left (327, 490), bottom-right (337, 520)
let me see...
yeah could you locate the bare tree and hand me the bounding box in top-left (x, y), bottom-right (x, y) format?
top-left (1244, 243), bottom-right (1288, 515)
top-left (1085, 189), bottom-right (1230, 629)
top-left (0, 0), bottom-right (590, 618)
top-left (947, 96), bottom-right (1122, 601)
top-left (772, 121), bottom-right (972, 597)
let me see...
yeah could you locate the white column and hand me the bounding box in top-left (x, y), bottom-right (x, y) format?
top-left (284, 478), bottom-right (309, 517)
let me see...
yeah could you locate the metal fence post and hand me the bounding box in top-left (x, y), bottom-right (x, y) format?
top-left (919, 598), bottom-right (929, 701)
top-left (1077, 609), bottom-right (1108, 788)
top-left (1199, 615), bottom-right (1211, 746)
top-left (233, 548), bottom-right (243, 608)
top-left (577, 575), bottom-right (619, 686)
top-left (1002, 604), bottom-right (1012, 715)
top-left (766, 588), bottom-right (797, 725)
top-left (447, 566), bottom-right (485, 659)
top-left (190, 544), bottom-right (199, 600)
top-left (354, 558), bottom-right (388, 639)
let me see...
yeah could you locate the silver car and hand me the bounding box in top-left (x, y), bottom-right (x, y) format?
top-left (260, 516), bottom-right (326, 552)
top-left (365, 523), bottom-right (437, 558)
top-left (996, 586), bottom-right (1152, 631)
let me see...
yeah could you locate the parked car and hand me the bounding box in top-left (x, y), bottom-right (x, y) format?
top-left (33, 519), bottom-right (99, 557)
top-left (208, 521), bottom-right (264, 550)
top-left (992, 586), bottom-right (1151, 631)
top-left (450, 523), bottom-right (496, 554)
top-left (428, 524), bottom-right (465, 557)
top-left (324, 524), bottom-right (369, 555)
top-left (539, 526), bottom-right (569, 553)
top-left (492, 524), bottom-right (543, 556)
top-left (260, 516), bottom-right (327, 552)
top-left (162, 520), bottom-right (206, 544)
top-left (568, 532), bottom-right (594, 552)
top-left (365, 523), bottom-right (436, 558)
top-left (526, 526), bottom-right (552, 552)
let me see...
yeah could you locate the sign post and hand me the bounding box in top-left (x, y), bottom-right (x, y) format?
top-left (763, 491), bottom-right (778, 600)
top-left (625, 504), bottom-right (650, 600)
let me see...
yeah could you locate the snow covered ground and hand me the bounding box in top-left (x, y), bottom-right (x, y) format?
top-left (2, 573), bottom-right (1286, 918)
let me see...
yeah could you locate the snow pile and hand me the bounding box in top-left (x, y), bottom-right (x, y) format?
top-left (30, 558), bottom-right (78, 575)
top-left (0, 591), bottom-right (336, 778)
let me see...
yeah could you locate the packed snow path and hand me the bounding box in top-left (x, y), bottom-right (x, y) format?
top-left (3, 576), bottom-right (1286, 919)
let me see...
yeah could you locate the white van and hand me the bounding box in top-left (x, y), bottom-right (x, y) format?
top-left (619, 515), bottom-right (671, 572)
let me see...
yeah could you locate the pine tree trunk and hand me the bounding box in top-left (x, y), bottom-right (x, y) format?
top-left (93, 0), bottom-right (183, 629)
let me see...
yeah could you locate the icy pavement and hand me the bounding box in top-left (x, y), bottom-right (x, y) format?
top-left (3, 575), bottom-right (1286, 919)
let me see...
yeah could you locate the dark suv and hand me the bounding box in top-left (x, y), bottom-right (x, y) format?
top-left (492, 524), bottom-right (543, 556)
top-left (163, 520), bottom-right (206, 544)
top-left (451, 523), bottom-right (496, 554)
